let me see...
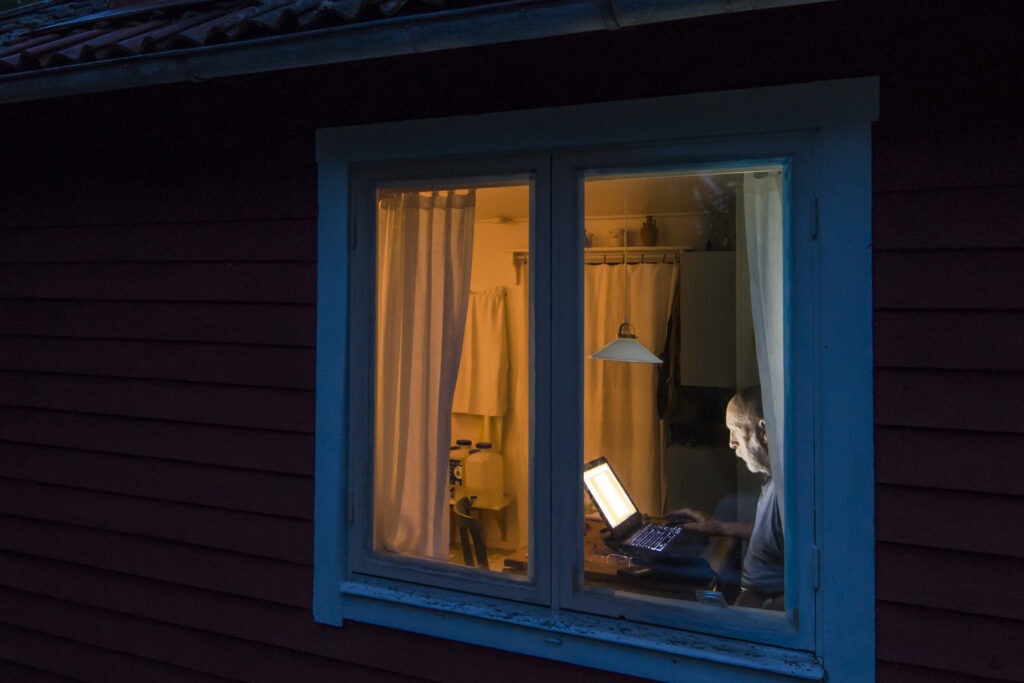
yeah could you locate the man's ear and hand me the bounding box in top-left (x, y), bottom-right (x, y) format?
top-left (757, 418), bottom-right (767, 442)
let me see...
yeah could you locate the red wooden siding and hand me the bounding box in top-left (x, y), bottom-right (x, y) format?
top-left (1, 1), bottom-right (1022, 681)
top-left (871, 22), bottom-right (1024, 676)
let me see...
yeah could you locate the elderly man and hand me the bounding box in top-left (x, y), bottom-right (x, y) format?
top-left (671, 386), bottom-right (784, 609)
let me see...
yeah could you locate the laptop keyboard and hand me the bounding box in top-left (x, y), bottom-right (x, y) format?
top-left (629, 524), bottom-right (681, 551)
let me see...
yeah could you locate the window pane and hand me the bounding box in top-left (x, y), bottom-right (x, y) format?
top-left (373, 183), bottom-right (531, 577)
top-left (581, 168), bottom-right (787, 611)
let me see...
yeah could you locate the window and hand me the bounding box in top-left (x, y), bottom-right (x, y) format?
top-left (315, 79), bottom-right (877, 680)
top-left (575, 167), bottom-right (790, 618)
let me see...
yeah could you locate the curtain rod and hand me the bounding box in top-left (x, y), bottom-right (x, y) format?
top-left (510, 246), bottom-right (685, 284)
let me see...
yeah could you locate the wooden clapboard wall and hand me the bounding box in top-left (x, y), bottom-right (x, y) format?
top-left (868, 8), bottom-right (1024, 679)
top-left (1, 1), bottom-right (1022, 681)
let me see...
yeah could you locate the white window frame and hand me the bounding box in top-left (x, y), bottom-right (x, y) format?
top-left (314, 78), bottom-right (877, 681)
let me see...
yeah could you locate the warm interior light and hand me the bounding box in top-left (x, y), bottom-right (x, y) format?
top-left (590, 323), bottom-right (664, 364)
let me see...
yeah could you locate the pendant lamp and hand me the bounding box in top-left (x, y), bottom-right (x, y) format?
top-left (590, 321), bottom-right (664, 363)
top-left (590, 189), bottom-right (664, 364)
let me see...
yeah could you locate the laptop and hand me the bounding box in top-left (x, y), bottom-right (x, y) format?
top-left (583, 456), bottom-right (707, 564)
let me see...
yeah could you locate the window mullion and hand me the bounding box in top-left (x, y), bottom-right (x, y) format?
top-left (548, 153), bottom-right (585, 610)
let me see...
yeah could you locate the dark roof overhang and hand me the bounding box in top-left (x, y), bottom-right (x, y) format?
top-left (0, 0), bottom-right (831, 104)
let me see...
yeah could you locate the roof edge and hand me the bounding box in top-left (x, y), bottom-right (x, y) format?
top-left (0, 0), bottom-right (834, 104)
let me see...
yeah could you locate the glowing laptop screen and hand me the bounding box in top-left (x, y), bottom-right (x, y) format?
top-left (583, 460), bottom-right (638, 529)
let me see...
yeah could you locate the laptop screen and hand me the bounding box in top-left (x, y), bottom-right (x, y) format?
top-left (583, 458), bottom-right (638, 529)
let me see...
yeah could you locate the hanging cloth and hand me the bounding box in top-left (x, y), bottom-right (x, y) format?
top-left (453, 286), bottom-right (509, 417)
top-left (742, 172), bottom-right (785, 525)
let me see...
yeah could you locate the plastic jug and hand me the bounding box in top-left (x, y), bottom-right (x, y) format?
top-left (464, 441), bottom-right (503, 508)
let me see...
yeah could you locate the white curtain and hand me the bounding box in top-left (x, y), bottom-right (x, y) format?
top-left (734, 186), bottom-right (760, 392)
top-left (375, 189), bottom-right (476, 559)
top-left (453, 287), bottom-right (509, 418)
top-left (506, 264), bottom-right (530, 550)
top-left (742, 172), bottom-right (785, 522)
top-left (584, 262), bottom-right (678, 515)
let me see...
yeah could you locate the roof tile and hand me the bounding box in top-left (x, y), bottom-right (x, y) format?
top-left (0, 0), bottom-right (463, 73)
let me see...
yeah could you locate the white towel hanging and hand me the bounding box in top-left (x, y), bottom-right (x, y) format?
top-left (453, 287), bottom-right (509, 416)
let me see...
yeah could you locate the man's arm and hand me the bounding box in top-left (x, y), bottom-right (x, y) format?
top-left (668, 508), bottom-right (754, 540)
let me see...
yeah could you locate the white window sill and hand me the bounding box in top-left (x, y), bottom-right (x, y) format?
top-left (337, 579), bottom-right (825, 681)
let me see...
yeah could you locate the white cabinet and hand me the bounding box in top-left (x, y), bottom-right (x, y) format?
top-left (677, 251), bottom-right (747, 388)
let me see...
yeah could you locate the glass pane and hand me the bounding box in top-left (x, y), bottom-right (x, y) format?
top-left (373, 182), bottom-right (531, 578)
top-left (581, 168), bottom-right (787, 611)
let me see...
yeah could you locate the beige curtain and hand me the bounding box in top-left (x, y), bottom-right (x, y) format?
top-left (584, 262), bottom-right (678, 515)
top-left (453, 287), bottom-right (509, 418)
top-left (375, 189), bottom-right (476, 559)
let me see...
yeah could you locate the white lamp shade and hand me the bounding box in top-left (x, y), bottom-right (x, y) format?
top-left (590, 324), bottom-right (664, 364)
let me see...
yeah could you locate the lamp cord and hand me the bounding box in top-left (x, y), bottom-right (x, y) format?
top-left (623, 189), bottom-right (631, 328)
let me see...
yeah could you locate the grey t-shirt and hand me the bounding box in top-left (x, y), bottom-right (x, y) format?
top-left (741, 475), bottom-right (784, 596)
